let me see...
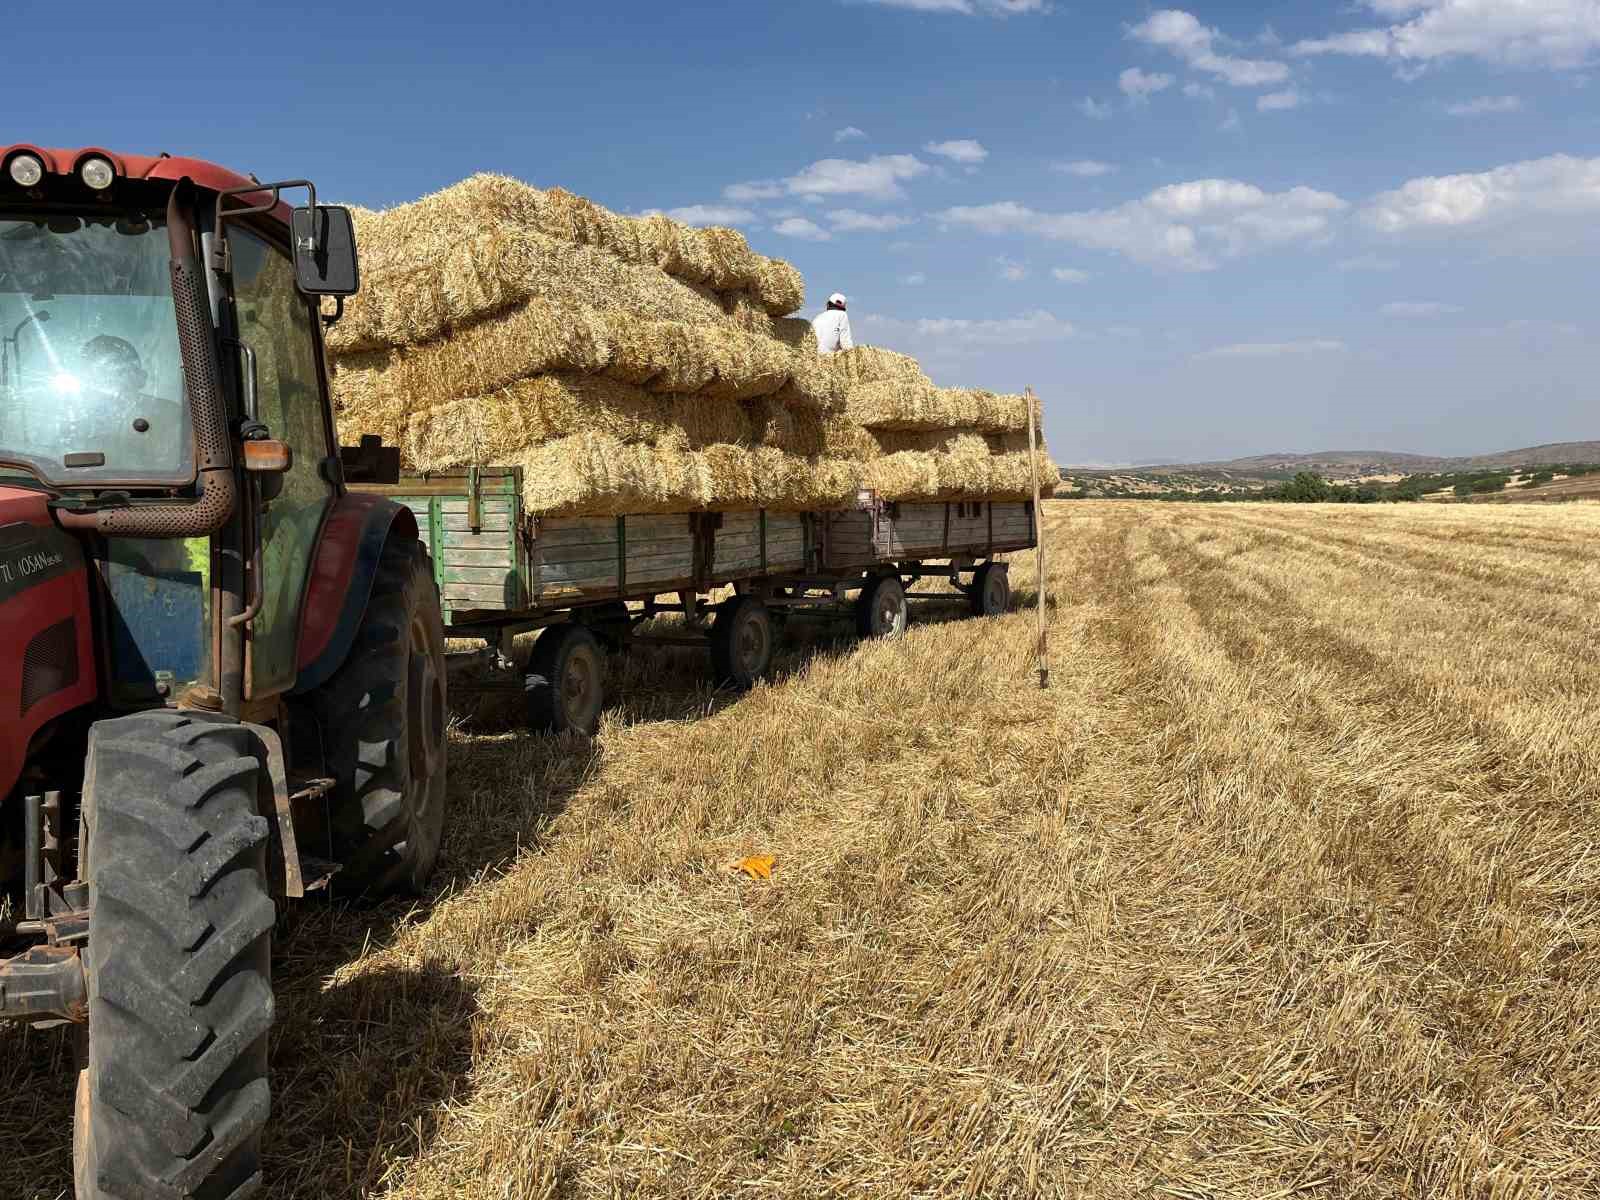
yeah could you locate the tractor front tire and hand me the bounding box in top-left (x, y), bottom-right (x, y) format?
top-left (313, 536), bottom-right (448, 896)
top-left (76, 710), bottom-right (272, 1200)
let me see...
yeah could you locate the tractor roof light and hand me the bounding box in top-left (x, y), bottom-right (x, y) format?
top-left (79, 156), bottom-right (115, 191)
top-left (8, 153), bottom-right (44, 188)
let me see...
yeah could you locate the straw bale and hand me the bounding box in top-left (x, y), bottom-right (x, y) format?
top-left (771, 317), bottom-right (818, 355)
top-left (862, 439), bottom-right (1059, 503)
top-left (395, 374), bottom-right (757, 473)
top-left (330, 301), bottom-right (831, 429)
top-left (846, 383), bottom-right (1031, 433)
top-left (819, 346), bottom-right (930, 389)
top-left (347, 174), bottom-right (801, 315)
top-left (511, 434), bottom-right (860, 517)
top-left (327, 224), bottom-right (730, 355)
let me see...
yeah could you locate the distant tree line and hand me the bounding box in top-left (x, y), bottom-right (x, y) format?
top-left (1057, 463), bottom-right (1600, 504)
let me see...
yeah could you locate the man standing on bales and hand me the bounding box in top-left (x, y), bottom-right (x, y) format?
top-left (812, 292), bottom-right (853, 355)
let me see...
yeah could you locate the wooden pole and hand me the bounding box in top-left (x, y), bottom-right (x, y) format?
top-left (1026, 387), bottom-right (1049, 690)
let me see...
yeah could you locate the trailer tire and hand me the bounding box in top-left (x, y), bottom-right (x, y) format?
top-left (75, 711), bottom-right (271, 1200)
top-left (526, 624), bottom-right (606, 734)
top-left (970, 562), bottom-right (1010, 618)
top-left (313, 536), bottom-right (448, 896)
top-left (856, 574), bottom-right (908, 640)
top-left (711, 595), bottom-right (774, 689)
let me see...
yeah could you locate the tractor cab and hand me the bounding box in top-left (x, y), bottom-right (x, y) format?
top-left (0, 146), bottom-right (446, 1200)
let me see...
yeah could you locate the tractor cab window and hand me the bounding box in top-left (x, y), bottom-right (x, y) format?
top-left (228, 227), bottom-right (335, 696)
top-left (0, 213), bottom-right (192, 486)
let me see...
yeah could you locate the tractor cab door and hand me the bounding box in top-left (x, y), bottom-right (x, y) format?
top-left (225, 226), bottom-right (336, 700)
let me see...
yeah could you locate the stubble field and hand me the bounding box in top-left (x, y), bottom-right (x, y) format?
top-left (4, 500), bottom-right (1598, 1198)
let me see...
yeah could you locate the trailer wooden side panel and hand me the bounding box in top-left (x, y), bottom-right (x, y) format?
top-left (822, 500), bottom-right (1036, 570)
top-left (712, 512), bottom-right (810, 577)
top-left (532, 515), bottom-right (695, 601)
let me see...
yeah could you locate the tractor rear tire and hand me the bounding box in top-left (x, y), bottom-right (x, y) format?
top-left (313, 536), bottom-right (448, 896)
top-left (75, 710), bottom-right (272, 1200)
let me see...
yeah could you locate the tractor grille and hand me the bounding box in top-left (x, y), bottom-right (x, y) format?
top-left (21, 619), bottom-right (79, 714)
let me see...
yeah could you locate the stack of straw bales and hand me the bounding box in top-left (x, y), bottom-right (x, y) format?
top-left (327, 174), bottom-right (1054, 515)
top-left (819, 347), bottom-right (1058, 504)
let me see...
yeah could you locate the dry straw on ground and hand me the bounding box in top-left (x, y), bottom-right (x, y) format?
top-left (10, 501), bottom-right (1594, 1198)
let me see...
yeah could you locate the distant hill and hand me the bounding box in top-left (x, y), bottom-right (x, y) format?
top-left (1115, 441), bottom-right (1600, 476)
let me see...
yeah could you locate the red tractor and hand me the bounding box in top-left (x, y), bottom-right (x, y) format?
top-left (0, 145), bottom-right (447, 1197)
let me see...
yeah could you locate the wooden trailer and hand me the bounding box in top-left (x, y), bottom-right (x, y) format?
top-left (354, 468), bottom-right (1036, 732)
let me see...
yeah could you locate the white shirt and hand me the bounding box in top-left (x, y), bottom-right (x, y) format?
top-left (812, 308), bottom-right (854, 355)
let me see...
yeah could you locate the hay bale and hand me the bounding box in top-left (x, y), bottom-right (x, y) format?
top-left (330, 301), bottom-right (833, 429)
top-left (345, 174), bottom-right (802, 318)
top-left (396, 374), bottom-right (759, 473)
top-left (511, 435), bottom-right (860, 517)
top-left (862, 439), bottom-right (1059, 503)
top-left (327, 224), bottom-right (731, 355)
top-left (846, 382), bottom-right (1031, 433)
top-left (818, 346), bottom-right (930, 389)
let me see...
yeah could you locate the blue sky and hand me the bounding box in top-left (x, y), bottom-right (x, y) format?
top-left (9, 1), bottom-right (1600, 464)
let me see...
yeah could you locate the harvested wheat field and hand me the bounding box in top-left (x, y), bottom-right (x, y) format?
top-left (5, 501), bottom-right (1598, 1198)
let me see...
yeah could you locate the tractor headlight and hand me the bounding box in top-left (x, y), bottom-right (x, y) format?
top-left (8, 153), bottom-right (44, 188)
top-left (79, 156), bottom-right (115, 191)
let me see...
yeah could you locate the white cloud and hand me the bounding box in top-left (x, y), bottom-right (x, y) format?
top-left (1220, 108), bottom-right (1243, 131)
top-left (1501, 318), bottom-right (1581, 335)
top-left (902, 272), bottom-right (928, 285)
top-left (773, 217), bottom-right (832, 240)
top-left (830, 209), bottom-right (915, 232)
top-left (1129, 9), bottom-right (1292, 86)
top-left (1052, 267), bottom-right (1091, 283)
top-left (996, 256), bottom-right (1029, 281)
top-left (1292, 1), bottom-right (1600, 71)
top-left (1054, 159), bottom-right (1117, 177)
top-left (786, 154), bottom-right (930, 200)
top-left (1361, 153), bottom-right (1600, 238)
top-left (1079, 96), bottom-right (1114, 119)
top-left (1183, 81), bottom-right (1217, 99)
top-left (834, 125), bottom-right (868, 142)
top-left (1120, 67), bottom-right (1176, 98)
top-left (1445, 95), bottom-right (1524, 115)
top-left (1195, 339), bottom-right (1346, 359)
top-left (1257, 88), bottom-right (1303, 111)
top-left (938, 179), bottom-right (1348, 270)
top-left (651, 205), bottom-right (755, 226)
top-left (1381, 301), bottom-right (1464, 317)
top-left (859, 0), bottom-right (1047, 13)
top-left (723, 180), bottom-right (783, 203)
top-left (863, 309), bottom-right (1077, 346)
top-left (924, 139), bottom-right (990, 164)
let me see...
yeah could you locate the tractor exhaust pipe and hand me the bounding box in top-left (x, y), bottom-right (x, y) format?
top-left (57, 179), bottom-right (236, 538)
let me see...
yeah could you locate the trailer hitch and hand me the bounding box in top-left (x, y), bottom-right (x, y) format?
top-left (0, 944), bottom-right (86, 1027)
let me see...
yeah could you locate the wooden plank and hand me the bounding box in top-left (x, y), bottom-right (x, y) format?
top-left (622, 514), bottom-right (694, 535)
top-left (440, 499), bottom-right (513, 516)
top-left (441, 530), bottom-right (518, 552)
top-left (441, 565), bottom-right (521, 586)
top-left (442, 583), bottom-right (518, 604)
top-left (441, 548), bottom-right (518, 568)
top-left (440, 514), bottom-right (512, 533)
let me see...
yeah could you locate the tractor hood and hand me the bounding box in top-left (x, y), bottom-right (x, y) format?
top-left (0, 485), bottom-right (97, 803)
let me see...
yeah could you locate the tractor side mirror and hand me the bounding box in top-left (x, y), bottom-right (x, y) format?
top-left (290, 206), bottom-right (359, 297)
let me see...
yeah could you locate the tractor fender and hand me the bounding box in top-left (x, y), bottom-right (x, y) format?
top-left (291, 493), bottom-right (419, 696)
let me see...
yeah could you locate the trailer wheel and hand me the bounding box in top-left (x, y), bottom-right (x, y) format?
top-left (711, 595), bottom-right (774, 689)
top-left (856, 574), bottom-right (908, 640)
top-left (526, 623), bottom-right (606, 734)
top-left (312, 536), bottom-right (448, 896)
top-left (75, 711), bottom-right (271, 1200)
top-left (971, 562), bottom-right (1011, 617)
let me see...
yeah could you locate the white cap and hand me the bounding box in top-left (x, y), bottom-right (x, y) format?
top-left (829, 292), bottom-right (847, 306)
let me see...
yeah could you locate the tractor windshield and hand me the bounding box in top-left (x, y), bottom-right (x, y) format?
top-left (0, 212), bottom-right (192, 486)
